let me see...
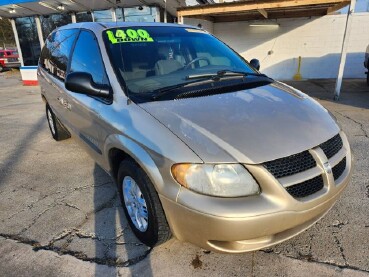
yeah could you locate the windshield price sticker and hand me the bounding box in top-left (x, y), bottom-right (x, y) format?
top-left (107, 29), bottom-right (154, 44)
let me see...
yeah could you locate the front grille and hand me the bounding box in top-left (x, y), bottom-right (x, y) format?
top-left (263, 151), bottom-right (316, 179)
top-left (319, 134), bottom-right (343, 159)
top-left (332, 157), bottom-right (346, 181)
top-left (286, 175), bottom-right (324, 198)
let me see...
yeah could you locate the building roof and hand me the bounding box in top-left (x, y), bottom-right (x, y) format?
top-left (177, 0), bottom-right (350, 22)
top-left (0, 0), bottom-right (186, 18)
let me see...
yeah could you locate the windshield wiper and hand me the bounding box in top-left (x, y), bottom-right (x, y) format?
top-left (186, 70), bottom-right (267, 80)
top-left (151, 70), bottom-right (270, 101)
top-left (151, 78), bottom-right (216, 100)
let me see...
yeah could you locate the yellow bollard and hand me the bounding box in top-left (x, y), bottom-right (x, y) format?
top-left (293, 56), bottom-right (302, 81)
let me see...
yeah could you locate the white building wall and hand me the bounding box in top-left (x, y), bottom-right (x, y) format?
top-left (184, 18), bottom-right (214, 33)
top-left (211, 14), bottom-right (369, 80)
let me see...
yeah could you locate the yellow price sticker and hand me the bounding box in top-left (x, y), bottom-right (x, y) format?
top-left (107, 29), bottom-right (154, 44)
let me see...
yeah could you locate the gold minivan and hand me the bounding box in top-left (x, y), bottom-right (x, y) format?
top-left (39, 22), bottom-right (352, 253)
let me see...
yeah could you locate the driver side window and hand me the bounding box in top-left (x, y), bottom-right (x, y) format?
top-left (70, 30), bottom-right (109, 85)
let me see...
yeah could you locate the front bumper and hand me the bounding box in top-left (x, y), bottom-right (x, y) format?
top-left (160, 132), bottom-right (352, 253)
top-left (4, 62), bottom-right (21, 68)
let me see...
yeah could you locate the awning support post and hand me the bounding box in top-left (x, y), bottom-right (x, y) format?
top-left (334, 0), bottom-right (356, 100)
top-left (164, 0), bottom-right (167, 23)
top-left (111, 8), bottom-right (117, 22)
top-left (9, 19), bottom-right (24, 66)
top-left (35, 16), bottom-right (44, 49)
top-left (177, 11), bottom-right (183, 24)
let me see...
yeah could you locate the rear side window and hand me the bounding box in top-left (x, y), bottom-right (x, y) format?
top-left (0, 52), bottom-right (4, 58)
top-left (70, 30), bottom-right (109, 85)
top-left (40, 29), bottom-right (79, 81)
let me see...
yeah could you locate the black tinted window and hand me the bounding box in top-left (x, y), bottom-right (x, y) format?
top-left (40, 29), bottom-right (79, 81)
top-left (70, 30), bottom-right (108, 85)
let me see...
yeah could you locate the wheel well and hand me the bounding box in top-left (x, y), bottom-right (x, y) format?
top-left (109, 148), bottom-right (130, 181)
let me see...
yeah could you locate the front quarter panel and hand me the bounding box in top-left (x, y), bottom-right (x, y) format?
top-left (102, 102), bottom-right (203, 200)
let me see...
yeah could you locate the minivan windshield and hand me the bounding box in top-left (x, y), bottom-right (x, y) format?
top-left (103, 26), bottom-right (269, 101)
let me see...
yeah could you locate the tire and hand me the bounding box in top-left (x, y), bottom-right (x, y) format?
top-left (46, 104), bottom-right (71, 141)
top-left (117, 159), bottom-right (171, 247)
top-left (0, 65), bottom-right (3, 72)
top-left (367, 69), bottom-right (369, 86)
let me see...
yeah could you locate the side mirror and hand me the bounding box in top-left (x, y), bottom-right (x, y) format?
top-left (65, 72), bottom-right (110, 98)
top-left (250, 59), bottom-right (260, 71)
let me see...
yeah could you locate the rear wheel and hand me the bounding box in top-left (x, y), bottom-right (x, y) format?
top-left (0, 65), bottom-right (3, 72)
top-left (117, 160), bottom-right (171, 247)
top-left (46, 104), bottom-right (70, 141)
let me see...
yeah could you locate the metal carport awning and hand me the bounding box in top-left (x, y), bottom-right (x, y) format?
top-left (0, 0), bottom-right (185, 18)
top-left (177, 0), bottom-right (350, 23)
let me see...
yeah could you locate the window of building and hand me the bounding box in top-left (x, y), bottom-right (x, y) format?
top-left (93, 10), bottom-right (113, 22)
top-left (40, 14), bottom-right (72, 39)
top-left (76, 12), bottom-right (93, 22)
top-left (15, 17), bottom-right (41, 66)
top-left (355, 0), bottom-right (369, 12)
top-left (334, 0), bottom-right (369, 14)
top-left (116, 7), bottom-right (159, 22)
top-left (70, 30), bottom-right (108, 85)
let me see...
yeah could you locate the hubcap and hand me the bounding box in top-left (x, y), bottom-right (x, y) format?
top-left (122, 176), bottom-right (148, 232)
top-left (47, 109), bottom-right (56, 135)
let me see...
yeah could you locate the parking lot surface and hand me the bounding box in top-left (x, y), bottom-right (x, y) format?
top-left (0, 72), bottom-right (368, 276)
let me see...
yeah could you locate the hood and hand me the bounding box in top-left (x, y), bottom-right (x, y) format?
top-left (139, 82), bottom-right (340, 164)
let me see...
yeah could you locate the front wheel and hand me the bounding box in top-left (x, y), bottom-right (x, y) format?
top-left (117, 160), bottom-right (171, 247)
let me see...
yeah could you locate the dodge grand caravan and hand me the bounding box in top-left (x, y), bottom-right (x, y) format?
top-left (38, 22), bottom-right (352, 253)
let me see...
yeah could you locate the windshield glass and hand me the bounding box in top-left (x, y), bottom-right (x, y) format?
top-left (103, 26), bottom-right (261, 100)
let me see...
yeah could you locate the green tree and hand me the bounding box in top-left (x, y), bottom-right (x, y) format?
top-left (0, 18), bottom-right (15, 48)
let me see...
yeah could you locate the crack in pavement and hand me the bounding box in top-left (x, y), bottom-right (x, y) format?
top-left (334, 111), bottom-right (369, 139)
top-left (18, 205), bottom-right (57, 235)
top-left (3, 180), bottom-right (114, 222)
top-left (1, 194), bottom-right (148, 267)
top-left (332, 233), bottom-right (348, 266)
top-left (64, 202), bottom-right (81, 211)
top-left (0, 232), bottom-right (151, 267)
top-left (260, 249), bottom-right (369, 274)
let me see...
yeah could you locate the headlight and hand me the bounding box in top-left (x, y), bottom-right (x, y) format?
top-left (171, 163), bottom-right (260, 197)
